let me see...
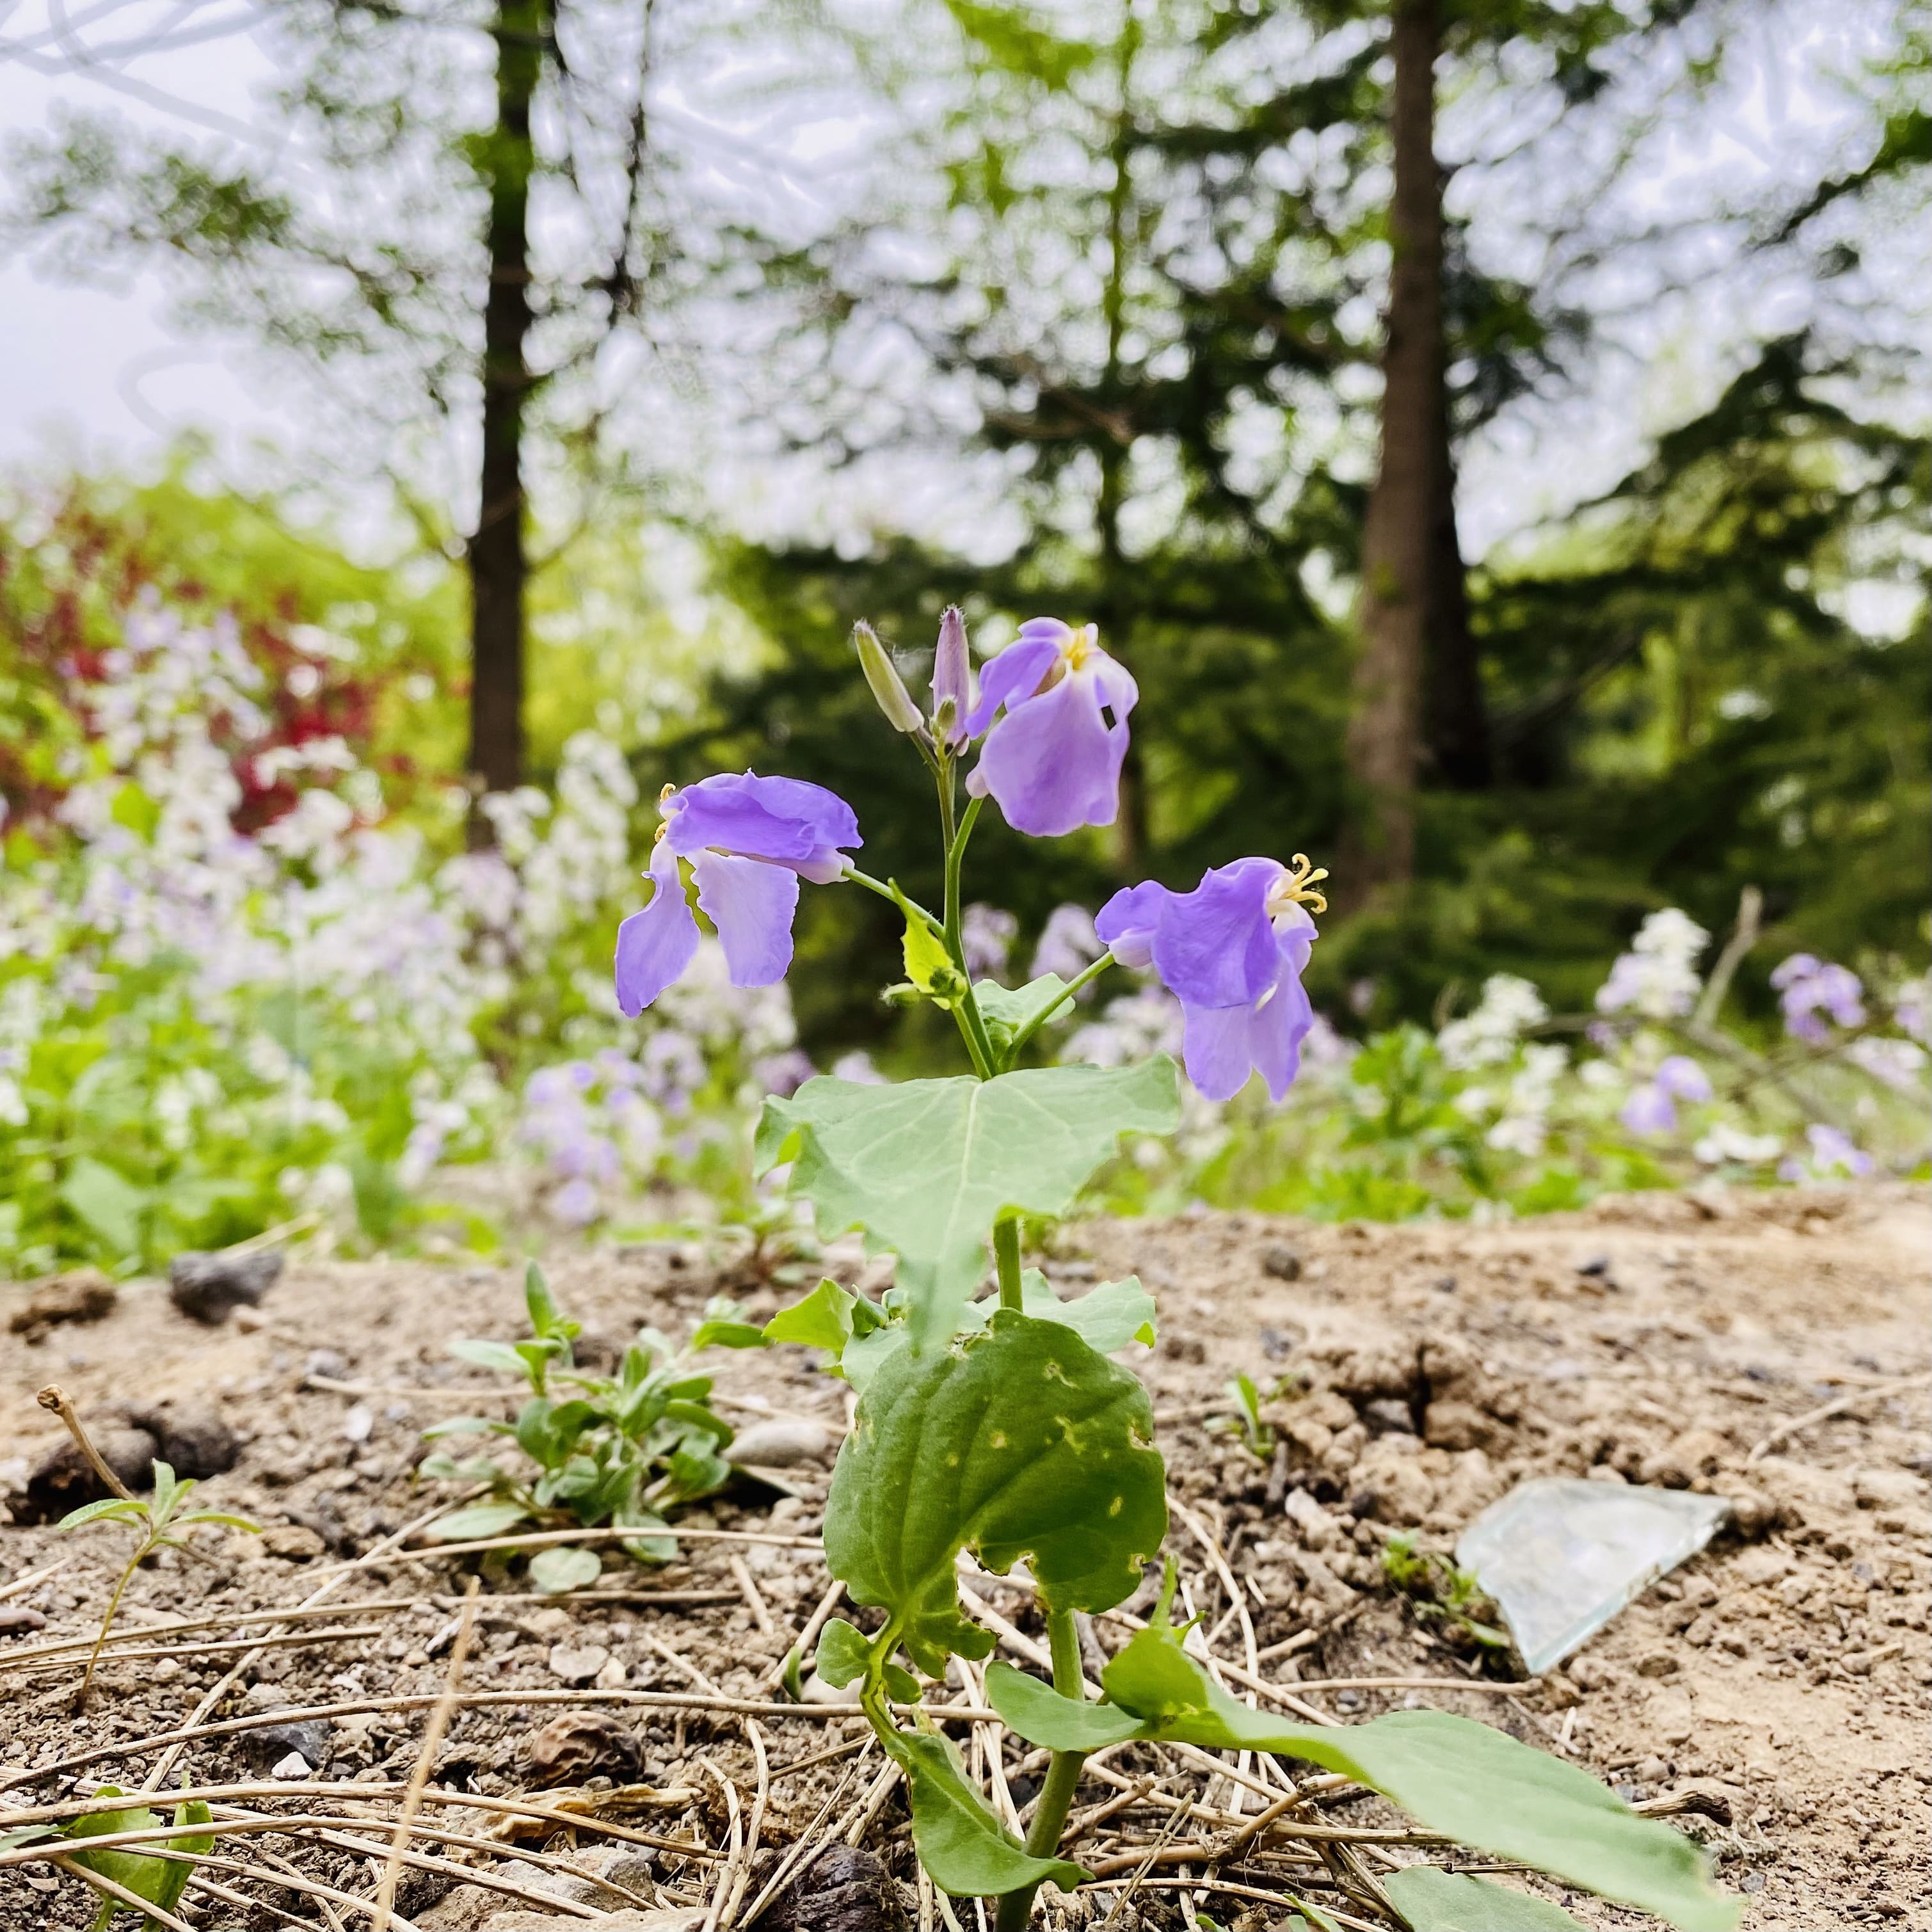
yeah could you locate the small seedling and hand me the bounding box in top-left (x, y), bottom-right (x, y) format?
top-left (1382, 1529), bottom-right (1513, 1655)
top-left (0, 1784), bottom-right (217, 1931)
top-left (1219, 1371), bottom-right (1277, 1462)
top-left (417, 1261), bottom-right (748, 1588)
top-left (58, 1462), bottom-right (259, 1711)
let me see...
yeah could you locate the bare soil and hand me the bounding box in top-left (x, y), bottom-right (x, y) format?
top-left (1, 1181), bottom-right (1927, 1931)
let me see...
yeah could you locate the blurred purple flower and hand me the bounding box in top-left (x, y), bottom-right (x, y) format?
top-left (963, 620), bottom-right (1137, 837)
top-left (1803, 1122), bottom-right (1872, 1178)
top-left (641, 1029), bottom-right (707, 1115)
top-left (1096, 856), bottom-right (1323, 1102)
top-left (962, 903), bottom-right (1018, 980)
top-left (550, 1177), bottom-right (601, 1227)
top-left (1769, 954), bottom-right (1865, 1043)
top-left (616, 773), bottom-right (861, 1015)
top-left (753, 1048), bottom-right (817, 1098)
top-left (1619, 1083), bottom-right (1679, 1136)
top-left (1030, 903), bottom-right (1104, 986)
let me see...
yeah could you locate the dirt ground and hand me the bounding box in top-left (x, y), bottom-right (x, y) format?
top-left (1, 1181), bottom-right (1927, 1931)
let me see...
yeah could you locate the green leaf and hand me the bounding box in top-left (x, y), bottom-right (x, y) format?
top-left (1384, 1867), bottom-right (1591, 1931)
top-left (813, 1617), bottom-right (874, 1688)
top-left (58, 1497), bottom-right (147, 1531)
top-left (984, 1661), bottom-right (1144, 1750)
top-left (529, 1545), bottom-right (604, 1594)
top-left (616, 1501), bottom-right (676, 1564)
top-left (1099, 1624), bottom-right (1739, 1932)
top-left (175, 1510), bottom-right (260, 1535)
top-left (964, 1269), bottom-right (1156, 1352)
top-left (973, 974), bottom-right (1073, 1057)
top-left (59, 1156), bottom-right (147, 1257)
top-left (451, 1339), bottom-right (528, 1377)
top-left (421, 1416), bottom-right (515, 1440)
top-left (62, 1787), bottom-right (212, 1924)
top-left (824, 1311), bottom-right (1167, 1675)
top-left (764, 1276), bottom-right (885, 1358)
top-left (426, 1502), bottom-right (532, 1542)
top-left (757, 1060), bottom-right (1179, 1350)
top-left (902, 905), bottom-right (962, 1002)
top-left (888, 1728), bottom-right (1087, 1899)
top-left (689, 1319), bottom-right (769, 1351)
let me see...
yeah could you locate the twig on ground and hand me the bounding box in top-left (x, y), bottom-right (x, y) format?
top-left (767, 1574), bottom-right (845, 1690)
top-left (738, 1739), bottom-right (877, 1929)
top-left (0, 1556), bottom-right (73, 1603)
top-left (699, 1757), bottom-right (745, 1932)
top-left (719, 1718), bottom-right (770, 1929)
top-left (728, 1554), bottom-right (776, 1635)
top-left (36, 1383), bottom-right (137, 1501)
top-left (374, 1576), bottom-right (479, 1927)
top-left (1746, 1371), bottom-right (1931, 1464)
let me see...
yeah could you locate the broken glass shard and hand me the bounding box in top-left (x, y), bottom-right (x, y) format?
top-left (1455, 1477), bottom-right (1732, 1676)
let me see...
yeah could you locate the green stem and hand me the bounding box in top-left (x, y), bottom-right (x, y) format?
top-left (994, 1607), bottom-right (1089, 1931)
top-left (993, 1215), bottom-right (1025, 1313)
top-left (845, 866), bottom-right (946, 938)
top-left (76, 1539), bottom-right (146, 1712)
top-left (1001, 950), bottom-right (1119, 1064)
top-left (938, 783), bottom-right (998, 1078)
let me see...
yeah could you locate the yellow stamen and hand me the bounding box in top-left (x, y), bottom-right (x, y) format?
top-left (652, 821), bottom-right (669, 845)
top-left (1277, 852), bottom-right (1329, 916)
top-left (1064, 623), bottom-right (1098, 671)
top-left (659, 783), bottom-right (676, 804)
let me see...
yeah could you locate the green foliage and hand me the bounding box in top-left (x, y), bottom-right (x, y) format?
top-left (1384, 1867), bottom-right (1590, 1932)
top-left (59, 1787), bottom-right (215, 1931)
top-left (755, 1060), bottom-right (1179, 1350)
top-left (417, 1265), bottom-right (740, 1577)
top-left (59, 1458), bottom-right (260, 1712)
top-left (889, 1728), bottom-right (1087, 1900)
top-left (984, 1581), bottom-right (1736, 1930)
top-left (1382, 1531), bottom-right (1513, 1654)
top-left (1221, 1373), bottom-right (1277, 1463)
top-left (823, 1311), bottom-right (1167, 1675)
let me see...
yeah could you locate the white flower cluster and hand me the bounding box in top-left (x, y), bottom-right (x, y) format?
top-left (1438, 975), bottom-right (1549, 1071)
top-left (1595, 909), bottom-right (1709, 1020)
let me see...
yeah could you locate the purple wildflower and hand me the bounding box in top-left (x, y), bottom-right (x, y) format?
top-left (1095, 854), bottom-right (1326, 1102)
top-left (1617, 1056), bottom-right (1709, 1137)
top-left (932, 607), bottom-right (975, 747)
top-left (615, 772), bottom-right (861, 1015)
top-left (1803, 1122), bottom-right (1872, 1178)
top-left (1769, 954), bottom-right (1865, 1043)
top-left (963, 619), bottom-right (1137, 837)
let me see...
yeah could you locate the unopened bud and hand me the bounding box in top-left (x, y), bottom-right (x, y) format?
top-left (854, 621), bottom-right (923, 734)
top-left (932, 605), bottom-right (973, 744)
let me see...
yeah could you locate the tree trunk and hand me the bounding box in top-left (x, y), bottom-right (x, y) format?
top-left (1343, 0), bottom-right (1487, 897)
top-left (467, 0), bottom-right (547, 806)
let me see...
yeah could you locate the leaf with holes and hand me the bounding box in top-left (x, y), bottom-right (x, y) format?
top-left (756, 1060), bottom-right (1178, 1350)
top-left (824, 1311), bottom-right (1165, 1675)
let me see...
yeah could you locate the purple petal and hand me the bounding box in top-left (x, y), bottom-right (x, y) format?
top-left (1181, 972), bottom-right (1313, 1103)
top-left (968, 664), bottom-right (1128, 836)
top-left (1149, 858), bottom-right (1282, 1009)
top-left (1655, 1055), bottom-right (1712, 1102)
top-left (1095, 880), bottom-right (1174, 967)
top-left (1619, 1083), bottom-right (1677, 1135)
top-left (665, 771), bottom-right (860, 866)
top-left (1088, 648), bottom-right (1139, 724)
top-left (694, 850), bottom-right (800, 987)
top-left (961, 632), bottom-right (1062, 738)
top-left (933, 606), bottom-right (975, 742)
top-left (615, 843), bottom-right (699, 1016)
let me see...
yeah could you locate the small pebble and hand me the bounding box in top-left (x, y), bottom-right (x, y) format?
top-left (548, 1642), bottom-right (612, 1686)
top-left (1260, 1243), bottom-right (1302, 1281)
top-left (342, 1404), bottom-right (375, 1444)
top-left (269, 1751), bottom-right (312, 1781)
top-left (168, 1248), bottom-right (285, 1325)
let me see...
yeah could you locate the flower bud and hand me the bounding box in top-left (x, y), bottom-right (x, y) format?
top-left (853, 621), bottom-right (923, 734)
top-left (932, 605), bottom-right (974, 745)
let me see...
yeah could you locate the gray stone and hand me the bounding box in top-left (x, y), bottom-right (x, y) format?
top-left (726, 1419), bottom-right (833, 1469)
top-left (168, 1248), bottom-right (285, 1325)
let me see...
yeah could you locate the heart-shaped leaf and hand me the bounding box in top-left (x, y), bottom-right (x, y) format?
top-left (959, 1270), bottom-right (1155, 1353)
top-left (824, 1311), bottom-right (1166, 1674)
top-left (757, 1061), bottom-right (1179, 1349)
top-left (63, 1787), bottom-right (214, 1922)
